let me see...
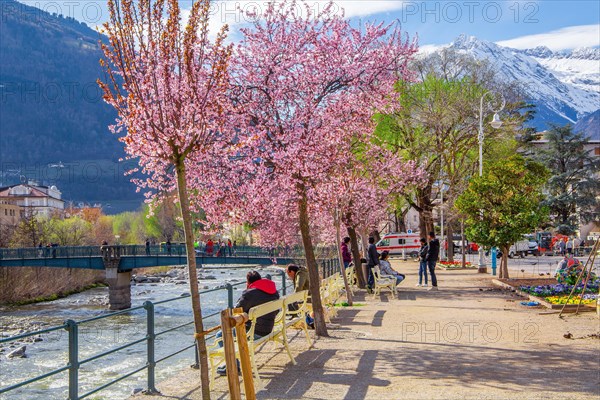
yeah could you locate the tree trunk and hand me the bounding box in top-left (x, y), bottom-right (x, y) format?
top-left (334, 210), bottom-right (353, 306)
top-left (347, 225), bottom-right (366, 288)
top-left (370, 230), bottom-right (381, 242)
top-left (499, 245), bottom-right (510, 279)
top-left (175, 160), bottom-right (211, 400)
top-left (417, 191), bottom-right (435, 237)
top-left (297, 185), bottom-right (328, 337)
top-left (395, 208), bottom-right (408, 233)
top-left (356, 227), bottom-right (370, 287)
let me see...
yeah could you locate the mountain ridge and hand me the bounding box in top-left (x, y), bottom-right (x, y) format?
top-left (0, 0), bottom-right (142, 212)
top-left (428, 34), bottom-right (600, 132)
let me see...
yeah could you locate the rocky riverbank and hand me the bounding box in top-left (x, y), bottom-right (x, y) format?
top-left (0, 320), bottom-right (49, 360)
top-left (131, 266), bottom-right (220, 288)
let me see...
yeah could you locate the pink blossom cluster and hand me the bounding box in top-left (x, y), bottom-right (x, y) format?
top-left (102, 0), bottom-right (425, 246)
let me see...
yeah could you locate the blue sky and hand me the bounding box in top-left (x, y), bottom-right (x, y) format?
top-left (17, 0), bottom-right (600, 50)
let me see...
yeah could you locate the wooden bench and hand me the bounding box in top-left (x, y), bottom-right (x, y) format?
top-left (207, 290), bottom-right (311, 389)
top-left (373, 265), bottom-right (397, 296)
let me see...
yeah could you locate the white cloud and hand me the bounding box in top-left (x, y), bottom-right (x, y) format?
top-left (417, 44), bottom-right (445, 54)
top-left (183, 1), bottom-right (406, 41)
top-left (496, 25), bottom-right (600, 51)
top-left (328, 1), bottom-right (406, 18)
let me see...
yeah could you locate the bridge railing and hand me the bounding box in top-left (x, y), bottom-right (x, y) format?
top-left (0, 269), bottom-right (294, 400)
top-left (0, 244), bottom-right (310, 260)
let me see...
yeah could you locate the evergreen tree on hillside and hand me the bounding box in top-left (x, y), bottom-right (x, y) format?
top-left (533, 124), bottom-right (600, 234)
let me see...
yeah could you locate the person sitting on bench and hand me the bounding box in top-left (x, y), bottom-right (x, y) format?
top-left (379, 251), bottom-right (406, 286)
top-left (216, 270), bottom-right (280, 376)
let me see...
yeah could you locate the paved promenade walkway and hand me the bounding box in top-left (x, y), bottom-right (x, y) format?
top-left (137, 261), bottom-right (599, 400)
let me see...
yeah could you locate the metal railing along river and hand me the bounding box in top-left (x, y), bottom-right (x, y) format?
top-left (0, 259), bottom-right (340, 399)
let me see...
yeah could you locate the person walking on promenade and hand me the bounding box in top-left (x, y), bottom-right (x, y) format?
top-left (558, 239), bottom-right (566, 256)
top-left (366, 237), bottom-right (379, 293)
top-left (166, 239), bottom-right (172, 256)
top-left (233, 240), bottom-right (237, 256)
top-left (341, 237), bottom-right (352, 269)
top-left (227, 239), bottom-right (233, 256)
top-left (145, 238), bottom-right (150, 256)
top-left (572, 237), bottom-right (580, 256)
top-left (417, 237), bottom-right (428, 287)
top-left (566, 237), bottom-right (573, 255)
top-left (426, 232), bottom-right (439, 291)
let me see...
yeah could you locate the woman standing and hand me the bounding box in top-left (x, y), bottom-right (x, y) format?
top-left (417, 237), bottom-right (428, 287)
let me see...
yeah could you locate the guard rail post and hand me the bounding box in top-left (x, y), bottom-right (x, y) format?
top-left (280, 270), bottom-right (287, 296)
top-left (225, 283), bottom-right (234, 308)
top-left (65, 320), bottom-right (79, 400)
top-left (144, 301), bottom-right (158, 394)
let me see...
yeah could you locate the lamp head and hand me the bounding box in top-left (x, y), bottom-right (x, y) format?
top-left (490, 113), bottom-right (502, 129)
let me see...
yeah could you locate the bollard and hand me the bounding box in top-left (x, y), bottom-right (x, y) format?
top-left (491, 247), bottom-right (497, 276)
top-left (191, 342), bottom-right (200, 369)
top-left (65, 320), bottom-right (79, 400)
top-left (144, 301), bottom-right (158, 394)
top-left (225, 283), bottom-right (234, 308)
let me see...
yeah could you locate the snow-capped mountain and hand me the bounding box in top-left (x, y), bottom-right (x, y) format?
top-left (427, 35), bottom-right (600, 131)
top-left (520, 46), bottom-right (600, 94)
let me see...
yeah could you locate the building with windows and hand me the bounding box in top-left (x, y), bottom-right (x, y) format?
top-left (0, 182), bottom-right (65, 218)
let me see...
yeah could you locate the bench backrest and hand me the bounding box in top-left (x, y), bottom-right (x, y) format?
top-left (283, 290), bottom-right (309, 319)
top-left (246, 298), bottom-right (283, 338)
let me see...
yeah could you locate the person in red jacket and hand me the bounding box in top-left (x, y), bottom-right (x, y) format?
top-left (205, 239), bottom-right (214, 256)
top-left (216, 271), bottom-right (280, 376)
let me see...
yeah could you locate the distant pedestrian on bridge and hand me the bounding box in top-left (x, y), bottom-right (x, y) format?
top-left (206, 239), bottom-right (214, 256)
top-left (100, 241), bottom-right (108, 257)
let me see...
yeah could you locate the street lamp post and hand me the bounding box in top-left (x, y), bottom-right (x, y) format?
top-left (440, 184), bottom-right (445, 260)
top-left (477, 91), bottom-right (505, 273)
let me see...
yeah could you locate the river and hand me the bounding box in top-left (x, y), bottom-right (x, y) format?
top-left (0, 265), bottom-right (288, 400)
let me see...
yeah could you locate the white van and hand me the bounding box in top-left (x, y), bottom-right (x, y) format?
top-left (376, 233), bottom-right (422, 258)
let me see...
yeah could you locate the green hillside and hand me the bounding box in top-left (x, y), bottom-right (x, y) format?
top-left (0, 0), bottom-right (142, 212)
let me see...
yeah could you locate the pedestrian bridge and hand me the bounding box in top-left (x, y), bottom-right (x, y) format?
top-left (0, 244), bottom-right (295, 271)
top-left (0, 244), bottom-right (304, 310)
